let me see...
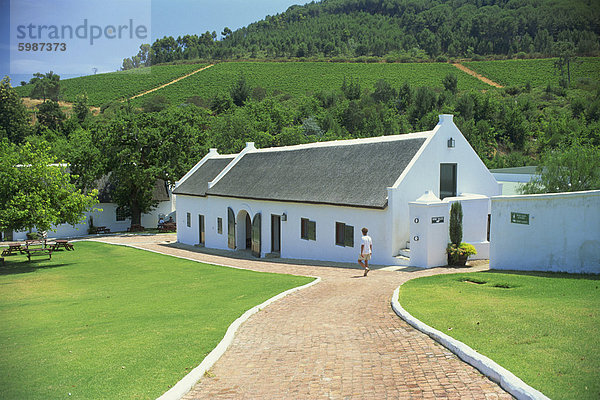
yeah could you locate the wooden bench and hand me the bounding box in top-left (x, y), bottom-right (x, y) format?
top-left (95, 226), bottom-right (111, 234)
top-left (25, 247), bottom-right (53, 261)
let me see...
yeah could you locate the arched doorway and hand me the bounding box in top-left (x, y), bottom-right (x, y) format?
top-left (236, 210), bottom-right (252, 250)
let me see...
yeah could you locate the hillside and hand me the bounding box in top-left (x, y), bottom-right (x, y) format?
top-left (147, 0), bottom-right (600, 65)
top-left (128, 61), bottom-right (491, 107)
top-left (15, 63), bottom-right (207, 107)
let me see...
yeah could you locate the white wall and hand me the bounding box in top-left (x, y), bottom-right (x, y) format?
top-left (389, 115), bottom-right (501, 255)
top-left (11, 200), bottom-right (173, 240)
top-left (490, 190), bottom-right (600, 274)
top-left (408, 193), bottom-right (491, 268)
top-left (176, 194), bottom-right (393, 265)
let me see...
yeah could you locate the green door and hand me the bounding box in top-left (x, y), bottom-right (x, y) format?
top-left (251, 213), bottom-right (261, 258)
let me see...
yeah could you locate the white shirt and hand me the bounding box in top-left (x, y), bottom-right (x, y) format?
top-left (361, 235), bottom-right (372, 254)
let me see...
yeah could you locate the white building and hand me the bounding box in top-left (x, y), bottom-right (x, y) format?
top-left (8, 178), bottom-right (174, 241)
top-left (490, 166), bottom-right (539, 195)
top-left (174, 115), bottom-right (501, 267)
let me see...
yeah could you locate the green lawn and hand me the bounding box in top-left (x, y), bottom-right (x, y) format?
top-left (0, 241), bottom-right (313, 399)
top-left (399, 271), bottom-right (600, 400)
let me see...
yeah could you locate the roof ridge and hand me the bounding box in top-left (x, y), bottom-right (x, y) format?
top-left (255, 131), bottom-right (433, 153)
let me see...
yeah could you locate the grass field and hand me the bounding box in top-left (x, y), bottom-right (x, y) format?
top-left (15, 63), bottom-right (207, 106)
top-left (398, 271), bottom-right (600, 400)
top-left (0, 241), bottom-right (313, 399)
top-left (129, 61), bottom-right (491, 106)
top-left (463, 57), bottom-right (600, 88)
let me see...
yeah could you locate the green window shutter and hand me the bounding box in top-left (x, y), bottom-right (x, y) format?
top-left (335, 222), bottom-right (344, 246)
top-left (227, 207), bottom-right (235, 249)
top-left (344, 225), bottom-right (354, 247)
top-left (301, 218), bottom-right (308, 240)
top-left (308, 220), bottom-right (316, 241)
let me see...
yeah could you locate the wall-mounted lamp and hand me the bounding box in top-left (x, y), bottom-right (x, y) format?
top-left (447, 138), bottom-right (455, 148)
top-left (281, 213), bottom-right (287, 221)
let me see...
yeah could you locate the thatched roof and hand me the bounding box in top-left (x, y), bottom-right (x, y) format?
top-left (176, 136), bottom-right (427, 209)
top-left (173, 156), bottom-right (235, 197)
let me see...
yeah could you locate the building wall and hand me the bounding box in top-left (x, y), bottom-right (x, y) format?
top-left (11, 200), bottom-right (173, 240)
top-left (176, 194), bottom-right (393, 265)
top-left (389, 116), bottom-right (501, 255)
top-left (490, 190), bottom-right (600, 274)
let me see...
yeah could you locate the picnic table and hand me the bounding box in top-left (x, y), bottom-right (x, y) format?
top-left (49, 239), bottom-right (74, 251)
top-left (23, 239), bottom-right (53, 261)
top-left (25, 247), bottom-right (53, 261)
top-left (95, 226), bottom-right (111, 234)
top-left (1, 242), bottom-right (25, 256)
top-left (159, 222), bottom-right (176, 232)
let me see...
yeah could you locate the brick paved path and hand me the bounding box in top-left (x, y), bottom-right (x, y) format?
top-left (89, 235), bottom-right (511, 399)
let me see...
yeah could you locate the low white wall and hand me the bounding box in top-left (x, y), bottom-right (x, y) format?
top-left (408, 194), bottom-right (491, 268)
top-left (490, 190), bottom-right (600, 274)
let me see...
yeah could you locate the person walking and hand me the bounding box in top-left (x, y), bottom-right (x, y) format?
top-left (358, 227), bottom-right (372, 276)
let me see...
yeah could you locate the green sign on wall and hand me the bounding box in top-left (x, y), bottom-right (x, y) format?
top-left (511, 212), bottom-right (529, 225)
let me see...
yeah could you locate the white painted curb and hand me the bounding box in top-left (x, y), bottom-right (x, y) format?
top-left (391, 285), bottom-right (549, 400)
top-left (84, 240), bottom-right (320, 400)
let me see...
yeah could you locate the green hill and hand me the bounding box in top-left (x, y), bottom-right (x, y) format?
top-left (148, 0), bottom-right (600, 64)
top-left (129, 61), bottom-right (490, 106)
top-left (15, 63), bottom-right (206, 107)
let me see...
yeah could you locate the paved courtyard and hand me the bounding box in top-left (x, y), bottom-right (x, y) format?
top-left (90, 234), bottom-right (511, 399)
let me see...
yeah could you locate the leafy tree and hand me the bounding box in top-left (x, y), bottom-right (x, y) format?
top-left (36, 100), bottom-right (65, 131)
top-left (0, 77), bottom-right (29, 143)
top-left (442, 73), bottom-right (458, 94)
top-left (29, 71), bottom-right (60, 101)
top-left (0, 140), bottom-right (98, 233)
top-left (230, 74), bottom-right (251, 107)
top-left (372, 79), bottom-right (397, 103)
top-left (341, 77), bottom-right (361, 100)
top-left (73, 93), bottom-right (89, 124)
top-left (520, 143), bottom-right (600, 194)
top-left (211, 93), bottom-right (233, 114)
top-left (94, 108), bottom-right (209, 227)
top-left (553, 41), bottom-right (576, 88)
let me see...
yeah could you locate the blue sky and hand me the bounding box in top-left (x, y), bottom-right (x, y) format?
top-left (0, 0), bottom-right (307, 84)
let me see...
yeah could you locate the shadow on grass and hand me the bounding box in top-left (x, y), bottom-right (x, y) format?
top-left (485, 269), bottom-right (599, 280)
top-left (0, 259), bottom-right (72, 276)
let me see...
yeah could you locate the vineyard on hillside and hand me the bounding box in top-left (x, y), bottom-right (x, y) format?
top-left (129, 61), bottom-right (490, 106)
top-left (15, 63), bottom-right (206, 106)
top-left (463, 58), bottom-right (600, 88)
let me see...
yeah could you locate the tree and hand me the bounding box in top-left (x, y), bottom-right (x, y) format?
top-left (73, 93), bottom-right (89, 124)
top-left (0, 141), bottom-right (98, 233)
top-left (95, 108), bottom-right (209, 227)
top-left (36, 100), bottom-right (65, 130)
top-left (449, 201), bottom-right (463, 246)
top-left (520, 143), bottom-right (600, 194)
top-left (29, 71), bottom-right (60, 101)
top-left (372, 79), bottom-right (396, 103)
top-left (442, 73), bottom-right (458, 94)
top-left (0, 77), bottom-right (29, 143)
top-left (230, 74), bottom-right (251, 107)
top-left (341, 76), bottom-right (361, 100)
top-left (553, 41), bottom-right (576, 88)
